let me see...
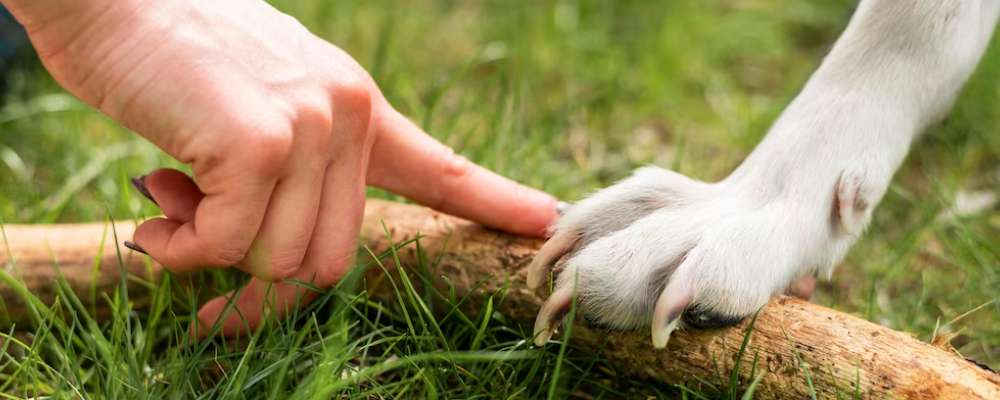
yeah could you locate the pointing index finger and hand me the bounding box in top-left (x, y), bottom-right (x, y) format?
top-left (367, 108), bottom-right (558, 237)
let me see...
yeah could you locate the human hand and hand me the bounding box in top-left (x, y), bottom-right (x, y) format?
top-left (6, 0), bottom-right (558, 335)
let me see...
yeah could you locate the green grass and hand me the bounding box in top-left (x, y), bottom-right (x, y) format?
top-left (1, 0), bottom-right (998, 397)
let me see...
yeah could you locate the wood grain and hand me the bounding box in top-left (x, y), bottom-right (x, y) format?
top-left (1, 199), bottom-right (997, 398)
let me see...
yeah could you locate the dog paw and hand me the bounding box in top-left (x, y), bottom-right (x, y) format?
top-left (528, 165), bottom-right (868, 348)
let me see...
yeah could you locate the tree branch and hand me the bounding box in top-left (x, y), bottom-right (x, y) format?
top-left (1, 199), bottom-right (997, 398)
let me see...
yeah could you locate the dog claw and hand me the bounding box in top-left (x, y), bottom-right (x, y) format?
top-left (651, 280), bottom-right (692, 349)
top-left (652, 316), bottom-right (681, 349)
top-left (532, 284), bottom-right (575, 346)
top-left (526, 231), bottom-right (577, 289)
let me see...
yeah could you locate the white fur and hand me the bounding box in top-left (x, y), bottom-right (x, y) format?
top-left (532, 0), bottom-right (1000, 344)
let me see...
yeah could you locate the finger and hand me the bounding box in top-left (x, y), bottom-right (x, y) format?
top-left (651, 278), bottom-right (692, 349)
top-left (132, 158), bottom-right (278, 273)
top-left (193, 278), bottom-right (317, 337)
top-left (128, 169), bottom-right (206, 260)
top-left (196, 152), bottom-right (365, 338)
top-left (239, 171), bottom-right (325, 281)
top-left (197, 85), bottom-right (374, 336)
top-left (139, 168), bottom-right (204, 222)
top-left (367, 107), bottom-right (558, 237)
top-left (196, 158), bottom-right (363, 336)
top-left (241, 118), bottom-right (330, 281)
top-left (293, 82), bottom-right (374, 289)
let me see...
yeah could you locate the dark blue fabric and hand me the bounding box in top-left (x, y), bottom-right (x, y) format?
top-left (1, 6), bottom-right (26, 64)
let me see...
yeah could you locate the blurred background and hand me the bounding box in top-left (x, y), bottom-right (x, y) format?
top-left (0, 0), bottom-right (997, 397)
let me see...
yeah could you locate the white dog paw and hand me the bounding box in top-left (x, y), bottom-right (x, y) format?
top-left (529, 165), bottom-right (871, 348)
top-left (834, 167), bottom-right (886, 236)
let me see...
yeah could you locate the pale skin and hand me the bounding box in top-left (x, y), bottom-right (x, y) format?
top-left (2, 0), bottom-right (558, 336)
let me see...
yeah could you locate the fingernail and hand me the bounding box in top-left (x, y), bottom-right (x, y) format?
top-left (555, 201), bottom-right (572, 216)
top-left (130, 175), bottom-right (158, 206)
top-left (123, 240), bottom-right (148, 255)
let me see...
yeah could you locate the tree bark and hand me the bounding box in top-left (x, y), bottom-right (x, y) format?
top-left (1, 199), bottom-right (997, 399)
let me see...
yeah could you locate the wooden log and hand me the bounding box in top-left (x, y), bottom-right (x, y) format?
top-left (1, 199), bottom-right (997, 398)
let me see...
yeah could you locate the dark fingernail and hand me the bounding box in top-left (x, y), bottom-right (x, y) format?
top-left (123, 240), bottom-right (148, 255)
top-left (130, 175), bottom-right (158, 206)
top-left (556, 201), bottom-right (572, 216)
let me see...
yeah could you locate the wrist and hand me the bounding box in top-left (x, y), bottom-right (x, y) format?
top-left (7, 0), bottom-right (170, 107)
top-left (1, 0), bottom-right (123, 31)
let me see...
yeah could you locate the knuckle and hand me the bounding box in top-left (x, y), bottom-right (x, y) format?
top-left (242, 241), bottom-right (308, 281)
top-left (208, 244), bottom-right (250, 267)
top-left (425, 148), bottom-right (471, 209)
top-left (295, 98), bottom-right (334, 127)
top-left (291, 98), bottom-right (335, 150)
top-left (210, 100), bottom-right (296, 177)
top-left (206, 115), bottom-right (294, 179)
top-left (243, 125), bottom-right (295, 176)
top-left (332, 72), bottom-right (375, 109)
top-left (437, 147), bottom-right (471, 179)
top-left (329, 76), bottom-right (375, 140)
top-left (279, 12), bottom-right (309, 33)
top-left (265, 252), bottom-right (306, 281)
